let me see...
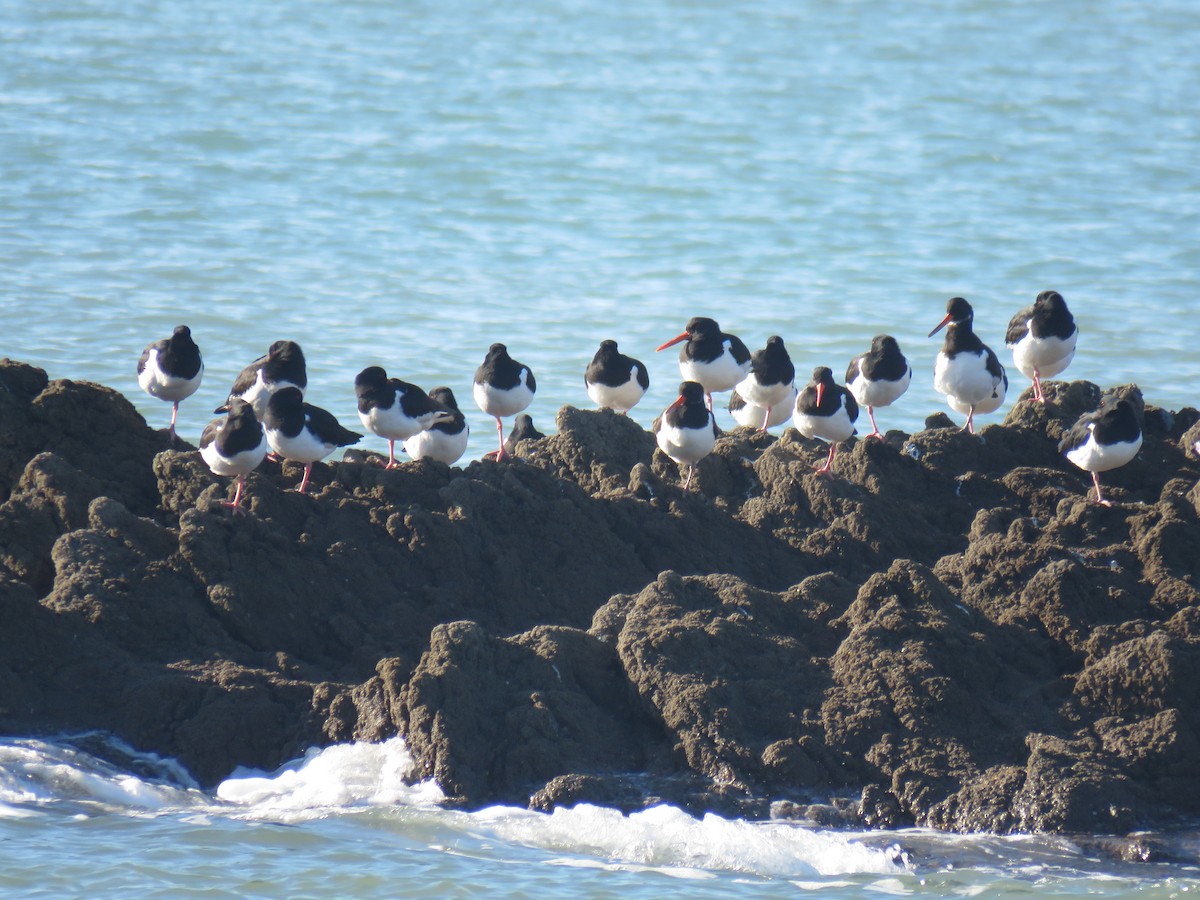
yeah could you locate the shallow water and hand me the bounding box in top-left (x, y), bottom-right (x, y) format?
top-left (3, 0), bottom-right (1200, 893)
top-left (2, 736), bottom-right (1199, 899)
top-left (3, 0), bottom-right (1198, 464)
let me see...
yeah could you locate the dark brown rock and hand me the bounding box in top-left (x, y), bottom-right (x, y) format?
top-left (4, 364), bottom-right (1200, 836)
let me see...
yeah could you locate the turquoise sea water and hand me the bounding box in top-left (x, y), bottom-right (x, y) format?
top-left (3, 0), bottom-right (1200, 894)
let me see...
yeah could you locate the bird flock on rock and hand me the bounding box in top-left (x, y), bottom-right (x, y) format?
top-left (137, 290), bottom-right (1142, 511)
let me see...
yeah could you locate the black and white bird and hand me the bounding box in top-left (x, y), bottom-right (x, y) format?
top-left (584, 340), bottom-right (649, 413)
top-left (845, 335), bottom-right (912, 439)
top-left (793, 366), bottom-right (859, 475)
top-left (216, 340), bottom-right (307, 418)
top-left (734, 335), bottom-right (796, 432)
top-left (354, 366), bottom-right (453, 469)
top-left (1058, 395), bottom-right (1142, 506)
top-left (262, 387), bottom-right (362, 494)
top-left (199, 398), bottom-right (267, 513)
top-left (473, 343), bottom-right (536, 461)
top-left (657, 317), bottom-right (751, 411)
top-left (504, 413), bottom-right (545, 457)
top-left (403, 387), bottom-right (469, 466)
top-left (654, 381), bottom-right (719, 489)
top-left (929, 297), bottom-right (1008, 434)
top-left (728, 385), bottom-right (798, 430)
top-left (137, 325), bottom-right (203, 440)
top-left (1006, 290), bottom-right (1079, 403)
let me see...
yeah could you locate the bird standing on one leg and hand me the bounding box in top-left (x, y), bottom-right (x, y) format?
top-left (355, 366), bottom-right (453, 469)
top-left (793, 366), bottom-right (858, 475)
top-left (735, 335), bottom-right (795, 432)
top-left (199, 399), bottom-right (266, 514)
top-left (1059, 395), bottom-right (1142, 506)
top-left (1006, 290), bottom-right (1078, 403)
top-left (473, 343), bottom-right (536, 461)
top-left (137, 325), bottom-right (203, 440)
top-left (845, 335), bottom-right (911, 439)
top-left (654, 381), bottom-right (718, 489)
top-left (929, 297), bottom-right (1008, 434)
top-left (657, 317), bottom-right (751, 412)
top-left (263, 387), bottom-right (361, 494)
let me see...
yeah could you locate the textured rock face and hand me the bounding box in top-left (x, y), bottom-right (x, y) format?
top-left (2, 358), bottom-right (1200, 838)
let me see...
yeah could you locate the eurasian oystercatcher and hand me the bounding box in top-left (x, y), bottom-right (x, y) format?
top-left (584, 340), bottom-right (649, 413)
top-left (1006, 290), bottom-right (1078, 403)
top-left (354, 366), bottom-right (453, 469)
top-left (1058, 395), bottom-right (1142, 506)
top-left (845, 335), bottom-right (911, 439)
top-left (793, 366), bottom-right (859, 474)
top-left (654, 381), bottom-right (719, 489)
top-left (137, 325), bottom-right (203, 440)
top-left (263, 387), bottom-right (361, 494)
top-left (728, 385), bottom-right (798, 430)
top-left (199, 398), bottom-right (266, 513)
top-left (216, 340), bottom-right (307, 418)
top-left (929, 297), bottom-right (1008, 434)
top-left (473, 343), bottom-right (536, 461)
top-left (734, 335), bottom-right (796, 432)
top-left (402, 387), bottom-right (469, 465)
top-left (504, 413), bottom-right (545, 457)
top-left (657, 317), bottom-right (751, 411)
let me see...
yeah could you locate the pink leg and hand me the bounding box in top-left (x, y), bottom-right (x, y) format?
top-left (297, 463), bottom-right (313, 494)
top-left (385, 440), bottom-right (399, 469)
top-left (705, 393), bottom-right (713, 412)
top-left (815, 442), bottom-right (837, 474)
top-left (1033, 367), bottom-right (1045, 403)
top-left (169, 402), bottom-right (180, 440)
top-left (963, 406), bottom-right (976, 434)
top-left (683, 465), bottom-right (695, 489)
top-left (494, 417), bottom-right (507, 460)
top-left (866, 406), bottom-right (883, 439)
top-left (1092, 472), bottom-right (1111, 506)
top-left (221, 475), bottom-right (248, 515)
top-left (760, 405), bottom-right (771, 432)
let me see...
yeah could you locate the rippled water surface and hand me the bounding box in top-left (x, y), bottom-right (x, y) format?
top-left (3, 0), bottom-right (1198, 461)
top-left (2, 0), bottom-right (1200, 893)
top-left (3, 737), bottom-right (1200, 899)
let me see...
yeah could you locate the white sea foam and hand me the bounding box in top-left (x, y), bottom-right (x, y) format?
top-left (0, 737), bottom-right (200, 813)
top-left (215, 736), bottom-right (445, 817)
top-left (467, 802), bottom-right (905, 878)
top-left (214, 739), bottom-right (903, 877)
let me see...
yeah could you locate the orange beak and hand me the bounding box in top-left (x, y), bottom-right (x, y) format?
top-left (815, 383), bottom-right (825, 408)
top-left (666, 394), bottom-right (685, 411)
top-left (928, 313), bottom-right (953, 337)
top-left (657, 332), bottom-right (689, 352)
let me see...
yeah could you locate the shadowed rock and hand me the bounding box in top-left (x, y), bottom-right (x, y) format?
top-left (3, 359), bottom-right (1200, 843)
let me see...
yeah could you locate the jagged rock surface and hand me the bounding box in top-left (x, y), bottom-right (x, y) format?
top-left (2, 360), bottom-right (1200, 838)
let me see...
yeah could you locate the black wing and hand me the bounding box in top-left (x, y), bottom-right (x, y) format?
top-left (842, 388), bottom-right (859, 423)
top-left (1005, 306), bottom-right (1034, 346)
top-left (844, 353), bottom-right (863, 385)
top-left (984, 346), bottom-right (1006, 384)
top-left (726, 334), bottom-right (752, 366)
top-left (1058, 409), bottom-right (1097, 454)
top-left (137, 339), bottom-right (165, 376)
top-left (199, 418), bottom-right (222, 450)
top-left (305, 405), bottom-right (362, 447)
top-left (634, 359), bottom-right (650, 391)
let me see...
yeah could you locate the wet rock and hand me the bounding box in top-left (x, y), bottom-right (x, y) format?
top-left (3, 364), bottom-right (1200, 832)
top-left (399, 622), bottom-right (671, 806)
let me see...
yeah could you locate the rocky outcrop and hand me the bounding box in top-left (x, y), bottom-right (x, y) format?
top-left (2, 357), bottom-right (1200, 839)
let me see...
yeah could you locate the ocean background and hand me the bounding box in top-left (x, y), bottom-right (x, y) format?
top-left (2, 0), bottom-right (1199, 894)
